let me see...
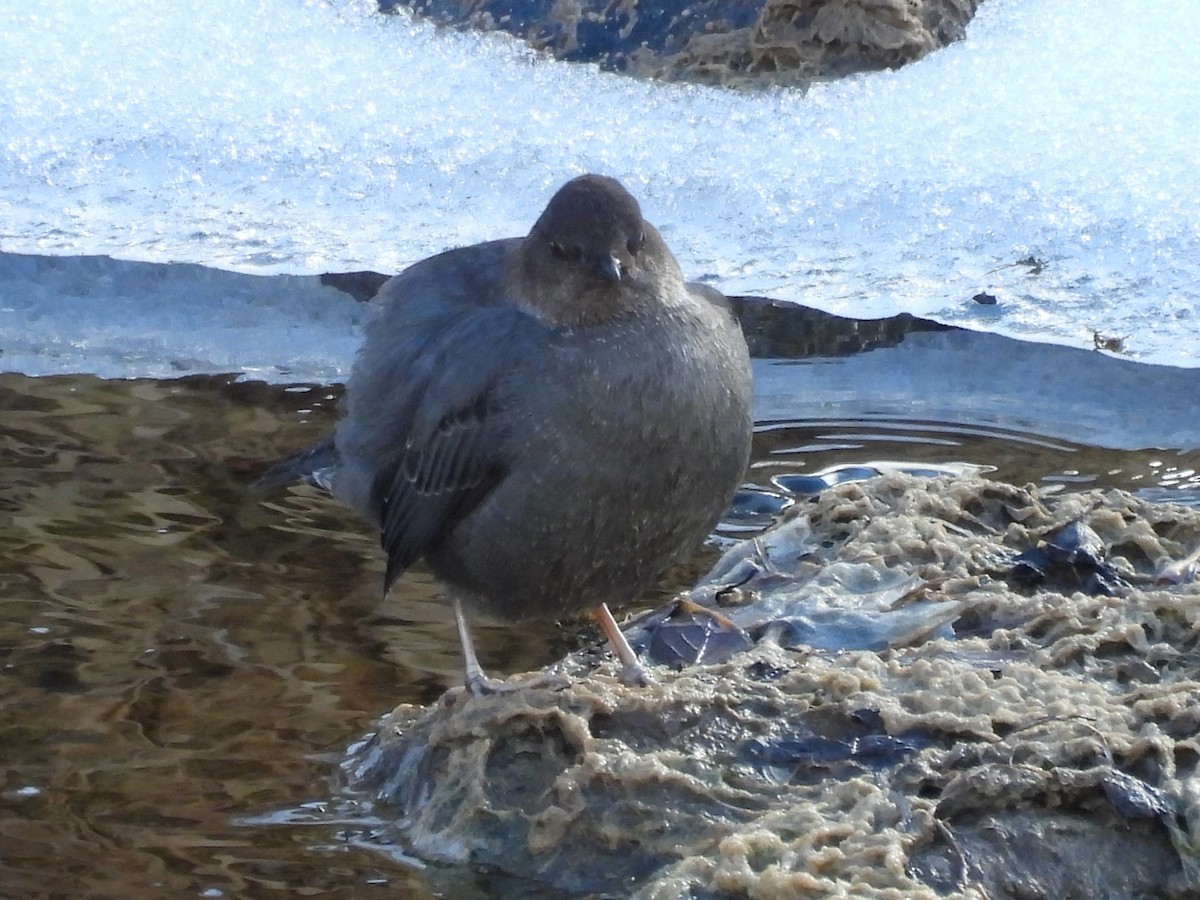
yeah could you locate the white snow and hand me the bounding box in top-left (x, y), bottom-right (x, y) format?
top-left (1, 0), bottom-right (1198, 377)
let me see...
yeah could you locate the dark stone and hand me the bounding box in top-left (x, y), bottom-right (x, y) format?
top-left (384, 0), bottom-right (985, 87)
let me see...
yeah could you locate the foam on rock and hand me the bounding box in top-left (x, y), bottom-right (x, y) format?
top-left (343, 473), bottom-right (1200, 897)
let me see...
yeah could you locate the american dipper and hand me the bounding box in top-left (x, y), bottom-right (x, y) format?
top-left (259, 174), bottom-right (753, 693)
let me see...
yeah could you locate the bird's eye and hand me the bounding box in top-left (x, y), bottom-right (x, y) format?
top-left (627, 232), bottom-right (645, 256)
top-left (550, 241), bottom-right (581, 262)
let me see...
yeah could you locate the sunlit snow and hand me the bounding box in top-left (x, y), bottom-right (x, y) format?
top-left (1, 0), bottom-right (1197, 377)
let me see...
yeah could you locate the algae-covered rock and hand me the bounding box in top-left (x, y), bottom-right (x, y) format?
top-left (386, 0), bottom-right (984, 87)
top-left (342, 474), bottom-right (1200, 897)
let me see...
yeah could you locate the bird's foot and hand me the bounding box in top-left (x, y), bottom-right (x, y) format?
top-left (444, 596), bottom-right (570, 706)
top-left (617, 658), bottom-right (654, 687)
top-left (439, 669), bottom-right (570, 707)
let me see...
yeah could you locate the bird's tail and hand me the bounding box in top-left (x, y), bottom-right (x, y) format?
top-left (251, 436), bottom-right (339, 494)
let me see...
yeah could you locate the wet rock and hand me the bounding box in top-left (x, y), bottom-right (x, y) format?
top-left (909, 809), bottom-right (1185, 898)
top-left (318, 270), bottom-right (390, 302)
top-left (1010, 517), bottom-right (1132, 596)
top-left (728, 298), bottom-right (954, 358)
top-left (384, 0), bottom-right (984, 87)
top-left (631, 599), bottom-right (756, 667)
top-left (341, 474), bottom-right (1200, 897)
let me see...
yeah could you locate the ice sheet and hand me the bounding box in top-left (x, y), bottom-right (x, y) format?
top-left (1, 0), bottom-right (1197, 374)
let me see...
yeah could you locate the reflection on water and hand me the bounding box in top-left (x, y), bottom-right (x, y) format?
top-left (2, 371), bottom-right (1198, 898)
top-left (755, 416), bottom-right (1200, 505)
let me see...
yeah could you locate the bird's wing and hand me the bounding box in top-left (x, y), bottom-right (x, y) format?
top-left (366, 308), bottom-right (548, 591)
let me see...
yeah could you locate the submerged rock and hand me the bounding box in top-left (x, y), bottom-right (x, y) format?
top-left (341, 474), bottom-right (1200, 897)
top-left (384, 0), bottom-right (984, 87)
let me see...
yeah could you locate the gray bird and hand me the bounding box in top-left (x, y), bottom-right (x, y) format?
top-left (258, 174), bottom-right (752, 694)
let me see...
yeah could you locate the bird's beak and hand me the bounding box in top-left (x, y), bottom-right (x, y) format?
top-left (592, 253), bottom-right (622, 283)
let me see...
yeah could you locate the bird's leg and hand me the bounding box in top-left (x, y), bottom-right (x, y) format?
top-left (443, 596), bottom-right (569, 703)
top-left (592, 603), bottom-right (653, 686)
top-left (454, 595), bottom-right (498, 696)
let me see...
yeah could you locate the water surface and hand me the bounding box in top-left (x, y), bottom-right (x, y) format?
top-left (2, 370), bottom-right (1198, 897)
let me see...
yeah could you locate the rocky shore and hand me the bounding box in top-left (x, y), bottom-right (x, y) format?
top-left (343, 473), bottom-right (1200, 897)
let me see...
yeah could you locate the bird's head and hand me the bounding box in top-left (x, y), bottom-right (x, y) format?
top-left (518, 174), bottom-right (680, 326)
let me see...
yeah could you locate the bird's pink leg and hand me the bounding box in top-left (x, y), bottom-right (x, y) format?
top-left (592, 603), bottom-right (653, 686)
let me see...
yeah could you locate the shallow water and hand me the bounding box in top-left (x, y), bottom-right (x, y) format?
top-left (2, 370), bottom-right (1199, 898)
